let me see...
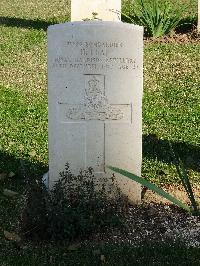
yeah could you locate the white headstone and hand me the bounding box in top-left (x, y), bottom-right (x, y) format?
top-left (48, 21), bottom-right (143, 203)
top-left (71, 0), bottom-right (121, 21)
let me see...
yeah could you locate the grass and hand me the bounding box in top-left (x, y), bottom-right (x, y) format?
top-left (0, 0), bottom-right (200, 264)
top-left (143, 43), bottom-right (200, 184)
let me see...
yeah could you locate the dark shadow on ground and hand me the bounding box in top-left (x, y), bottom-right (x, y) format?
top-left (176, 17), bottom-right (197, 34)
top-left (1, 15), bottom-right (197, 34)
top-left (143, 134), bottom-right (200, 172)
top-left (0, 135), bottom-right (199, 181)
top-left (0, 150), bottom-right (48, 179)
top-left (0, 16), bottom-right (54, 31)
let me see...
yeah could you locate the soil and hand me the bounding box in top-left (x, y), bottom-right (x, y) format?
top-left (85, 185), bottom-right (200, 248)
top-left (144, 31), bottom-right (200, 44)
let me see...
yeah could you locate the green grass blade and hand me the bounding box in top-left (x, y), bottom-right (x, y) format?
top-left (179, 159), bottom-right (199, 212)
top-left (107, 166), bottom-right (191, 212)
top-left (169, 142), bottom-right (199, 213)
top-left (169, 143), bottom-right (189, 194)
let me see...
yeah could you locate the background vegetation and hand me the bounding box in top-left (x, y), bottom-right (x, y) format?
top-left (0, 0), bottom-right (199, 264)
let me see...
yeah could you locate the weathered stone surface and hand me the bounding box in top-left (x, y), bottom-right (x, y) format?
top-left (48, 21), bottom-right (143, 203)
top-left (71, 0), bottom-right (121, 21)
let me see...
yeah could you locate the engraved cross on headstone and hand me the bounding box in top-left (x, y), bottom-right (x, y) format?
top-left (58, 74), bottom-right (132, 173)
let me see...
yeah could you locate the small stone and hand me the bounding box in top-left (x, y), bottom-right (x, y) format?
top-left (0, 172), bottom-right (7, 181)
top-left (93, 249), bottom-right (101, 255)
top-left (29, 150), bottom-right (36, 157)
top-left (3, 189), bottom-right (18, 198)
top-left (8, 171), bottom-right (15, 178)
top-left (4, 231), bottom-right (21, 242)
top-left (67, 243), bottom-right (80, 251)
top-left (100, 254), bottom-right (106, 262)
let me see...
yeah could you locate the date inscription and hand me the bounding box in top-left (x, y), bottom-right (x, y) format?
top-left (51, 41), bottom-right (137, 71)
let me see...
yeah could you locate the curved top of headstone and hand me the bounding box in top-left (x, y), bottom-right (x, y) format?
top-left (48, 21), bottom-right (143, 32)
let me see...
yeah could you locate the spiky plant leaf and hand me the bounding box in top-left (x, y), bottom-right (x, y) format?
top-left (107, 166), bottom-right (191, 212)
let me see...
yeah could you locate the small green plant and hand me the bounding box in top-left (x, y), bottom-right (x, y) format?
top-left (108, 146), bottom-right (199, 215)
top-left (124, 0), bottom-right (184, 37)
top-left (92, 12), bottom-right (99, 20)
top-left (83, 12), bottom-right (102, 21)
top-left (18, 164), bottom-right (127, 242)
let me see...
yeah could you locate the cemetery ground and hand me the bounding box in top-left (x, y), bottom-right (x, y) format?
top-left (0, 0), bottom-right (200, 265)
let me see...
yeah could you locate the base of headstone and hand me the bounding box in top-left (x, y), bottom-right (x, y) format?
top-left (43, 169), bottom-right (141, 204)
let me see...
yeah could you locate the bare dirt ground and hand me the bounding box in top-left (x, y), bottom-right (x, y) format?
top-left (85, 185), bottom-right (200, 248)
top-left (145, 31), bottom-right (200, 44)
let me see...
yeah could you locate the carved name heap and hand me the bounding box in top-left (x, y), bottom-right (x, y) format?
top-left (52, 41), bottom-right (136, 71)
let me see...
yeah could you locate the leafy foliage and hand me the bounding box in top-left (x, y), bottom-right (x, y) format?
top-left (18, 164), bottom-right (127, 242)
top-left (124, 0), bottom-right (184, 37)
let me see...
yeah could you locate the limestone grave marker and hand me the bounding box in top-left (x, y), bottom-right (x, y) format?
top-left (71, 0), bottom-right (121, 21)
top-left (48, 22), bottom-right (143, 203)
